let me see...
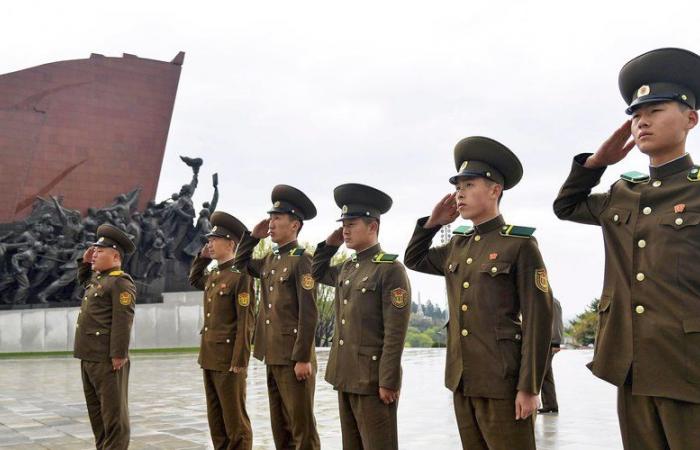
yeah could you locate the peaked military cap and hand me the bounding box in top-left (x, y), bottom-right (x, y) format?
top-left (619, 47), bottom-right (700, 114)
top-left (206, 211), bottom-right (247, 241)
top-left (267, 184), bottom-right (317, 221)
top-left (449, 136), bottom-right (523, 190)
top-left (93, 224), bottom-right (136, 255)
top-left (334, 183), bottom-right (392, 221)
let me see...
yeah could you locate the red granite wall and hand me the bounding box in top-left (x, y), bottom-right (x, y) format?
top-left (0, 52), bottom-right (184, 222)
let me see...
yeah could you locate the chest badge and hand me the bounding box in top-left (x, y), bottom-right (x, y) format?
top-left (489, 253), bottom-right (498, 260)
top-left (674, 204), bottom-right (686, 213)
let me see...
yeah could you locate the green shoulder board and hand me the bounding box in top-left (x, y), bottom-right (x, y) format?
top-left (500, 224), bottom-right (536, 238)
top-left (688, 166), bottom-right (700, 182)
top-left (372, 253), bottom-right (398, 264)
top-left (452, 225), bottom-right (474, 236)
top-left (289, 247), bottom-right (306, 256)
top-left (620, 171), bottom-right (650, 183)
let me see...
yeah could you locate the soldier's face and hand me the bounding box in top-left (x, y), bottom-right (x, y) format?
top-left (342, 218), bottom-right (377, 250)
top-left (91, 247), bottom-right (121, 272)
top-left (268, 213), bottom-right (299, 244)
top-left (454, 177), bottom-right (500, 221)
top-left (631, 101), bottom-right (698, 156)
top-left (207, 236), bottom-right (235, 260)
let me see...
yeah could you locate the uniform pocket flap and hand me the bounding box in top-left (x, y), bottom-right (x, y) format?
top-left (480, 262), bottom-right (512, 276)
top-left (356, 282), bottom-right (377, 292)
top-left (84, 329), bottom-right (109, 336)
top-left (659, 213), bottom-right (700, 229)
top-left (495, 327), bottom-right (522, 341)
top-left (683, 317), bottom-right (700, 333)
top-left (211, 331), bottom-right (234, 343)
top-left (281, 328), bottom-right (299, 336)
top-left (598, 294), bottom-right (612, 313)
top-left (447, 262), bottom-right (459, 273)
top-left (607, 207), bottom-right (631, 225)
top-left (358, 345), bottom-right (382, 357)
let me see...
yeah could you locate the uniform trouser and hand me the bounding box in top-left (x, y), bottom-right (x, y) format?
top-left (540, 349), bottom-right (558, 411)
top-left (617, 384), bottom-right (700, 450)
top-left (80, 360), bottom-right (130, 450)
top-left (203, 369), bottom-right (252, 450)
top-left (453, 391), bottom-right (536, 450)
top-left (266, 364), bottom-right (320, 450)
top-left (338, 391), bottom-right (399, 450)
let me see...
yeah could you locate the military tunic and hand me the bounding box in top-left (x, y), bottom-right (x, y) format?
top-left (234, 235), bottom-right (320, 450)
top-left (554, 153), bottom-right (700, 449)
top-left (312, 242), bottom-right (411, 450)
top-left (189, 255), bottom-right (255, 450)
top-left (74, 261), bottom-right (136, 450)
top-left (405, 215), bottom-right (553, 449)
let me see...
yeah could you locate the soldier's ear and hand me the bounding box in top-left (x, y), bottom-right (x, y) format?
top-left (686, 109), bottom-right (698, 130)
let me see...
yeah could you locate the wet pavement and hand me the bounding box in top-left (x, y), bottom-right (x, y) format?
top-left (0, 348), bottom-right (621, 449)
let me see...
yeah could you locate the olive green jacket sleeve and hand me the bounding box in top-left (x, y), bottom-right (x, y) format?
top-left (109, 276), bottom-right (136, 358)
top-left (234, 231), bottom-right (264, 278)
top-left (311, 241), bottom-right (341, 286)
top-left (553, 153), bottom-right (612, 225)
top-left (404, 217), bottom-right (451, 276)
top-left (232, 273), bottom-right (256, 368)
top-left (516, 238), bottom-right (553, 395)
top-left (291, 253), bottom-right (318, 362)
top-left (77, 259), bottom-right (92, 286)
top-left (379, 263), bottom-right (412, 391)
top-left (188, 254), bottom-right (212, 291)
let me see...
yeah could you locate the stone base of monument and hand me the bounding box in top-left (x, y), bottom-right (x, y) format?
top-left (0, 291), bottom-right (204, 354)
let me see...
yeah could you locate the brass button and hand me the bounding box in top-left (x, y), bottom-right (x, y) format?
top-left (293, 328), bottom-right (297, 334)
top-left (613, 214), bottom-right (619, 222)
top-left (206, 313), bottom-right (211, 317)
top-left (339, 339), bottom-right (344, 346)
top-left (95, 331), bottom-right (100, 336)
top-left (355, 263), bottom-right (360, 268)
top-left (204, 327), bottom-right (208, 331)
top-left (271, 269), bottom-right (275, 274)
top-left (83, 296), bottom-right (87, 301)
top-left (491, 266), bottom-right (498, 273)
top-left (652, 180), bottom-right (662, 187)
top-left (461, 329), bottom-right (469, 336)
top-left (466, 258), bottom-right (473, 264)
top-left (461, 304), bottom-right (468, 312)
top-left (448, 264), bottom-right (453, 270)
top-left (635, 305), bottom-right (645, 314)
top-left (343, 299), bottom-right (348, 305)
top-left (462, 281), bottom-right (470, 289)
top-left (226, 339), bottom-right (231, 343)
top-left (265, 319), bottom-right (270, 325)
top-left (361, 288), bottom-right (366, 293)
top-left (474, 235), bottom-right (481, 242)
top-left (277, 255), bottom-right (281, 260)
top-left (372, 355), bottom-right (377, 361)
top-left (638, 240), bottom-right (646, 248)
top-left (676, 218), bottom-right (684, 225)
top-left (219, 291), bottom-right (223, 295)
top-left (642, 207), bottom-right (652, 215)
top-left (345, 280), bottom-right (350, 285)
top-left (208, 298), bottom-right (212, 303)
top-left (636, 273), bottom-right (645, 282)
top-left (269, 286), bottom-right (274, 291)
top-left (279, 277), bottom-right (284, 281)
top-left (341, 319), bottom-right (346, 325)
top-left (283, 267), bottom-right (288, 272)
top-left (211, 282), bottom-right (215, 287)
top-left (268, 303), bottom-right (272, 309)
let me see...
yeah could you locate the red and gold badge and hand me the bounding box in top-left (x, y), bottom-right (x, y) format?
top-left (238, 292), bottom-right (250, 307)
top-left (119, 292), bottom-right (133, 306)
top-left (535, 268), bottom-right (549, 293)
top-left (302, 274), bottom-right (315, 290)
top-left (391, 287), bottom-right (408, 308)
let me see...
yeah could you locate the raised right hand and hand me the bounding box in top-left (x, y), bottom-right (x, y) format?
top-left (251, 218), bottom-right (271, 239)
top-left (584, 120), bottom-right (635, 169)
top-left (326, 227), bottom-right (344, 247)
top-left (82, 246), bottom-right (95, 263)
top-left (424, 192), bottom-right (459, 228)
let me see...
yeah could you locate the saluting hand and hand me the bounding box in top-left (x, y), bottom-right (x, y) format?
top-left (584, 120), bottom-right (636, 169)
top-left (82, 246), bottom-right (95, 264)
top-left (379, 387), bottom-right (400, 405)
top-left (326, 227), bottom-right (344, 247)
top-left (424, 192), bottom-right (459, 228)
top-left (294, 361), bottom-right (313, 381)
top-left (515, 390), bottom-right (539, 420)
top-left (200, 244), bottom-right (212, 259)
top-left (252, 218), bottom-right (271, 239)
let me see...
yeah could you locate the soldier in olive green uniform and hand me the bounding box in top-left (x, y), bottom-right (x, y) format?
top-left (189, 211), bottom-right (255, 450)
top-left (554, 48), bottom-right (700, 450)
top-left (234, 185), bottom-right (320, 450)
top-left (405, 137), bottom-right (553, 450)
top-left (312, 183), bottom-right (412, 450)
top-left (74, 224), bottom-right (137, 450)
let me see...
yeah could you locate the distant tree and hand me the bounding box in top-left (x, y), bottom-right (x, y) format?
top-left (565, 298), bottom-right (600, 346)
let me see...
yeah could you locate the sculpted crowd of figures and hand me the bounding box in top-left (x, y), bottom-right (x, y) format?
top-left (70, 47), bottom-right (700, 450)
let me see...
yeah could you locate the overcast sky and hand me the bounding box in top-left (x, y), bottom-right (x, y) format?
top-left (5, 0), bottom-right (700, 321)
